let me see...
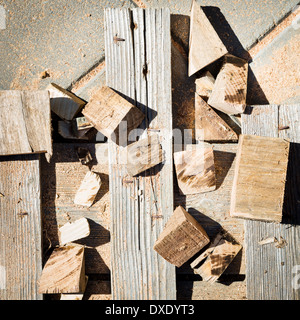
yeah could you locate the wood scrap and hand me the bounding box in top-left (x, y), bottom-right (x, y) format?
top-left (154, 205), bottom-right (210, 267)
top-left (195, 93), bottom-right (238, 141)
top-left (74, 171), bottom-right (101, 207)
top-left (174, 144), bottom-right (216, 195)
top-left (38, 245), bottom-right (86, 294)
top-left (195, 71), bottom-right (215, 100)
top-left (191, 231), bottom-right (242, 283)
top-left (73, 116), bottom-right (93, 131)
top-left (59, 217), bottom-right (90, 245)
top-left (208, 54), bottom-right (248, 115)
top-left (230, 134), bottom-right (290, 222)
top-left (47, 83), bottom-right (86, 121)
top-left (124, 134), bottom-right (165, 176)
top-left (76, 147), bottom-right (93, 165)
top-left (188, 0), bottom-right (228, 76)
top-left (82, 86), bottom-right (145, 140)
top-left (58, 121), bottom-right (89, 140)
top-left (60, 276), bottom-right (88, 300)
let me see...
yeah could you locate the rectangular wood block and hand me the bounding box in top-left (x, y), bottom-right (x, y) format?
top-left (124, 134), bottom-right (164, 176)
top-left (38, 245), bottom-right (86, 294)
top-left (208, 54), bottom-right (248, 115)
top-left (154, 206), bottom-right (210, 267)
top-left (230, 134), bottom-right (290, 222)
top-left (174, 144), bottom-right (216, 195)
top-left (48, 83), bottom-right (86, 121)
top-left (82, 86), bottom-right (145, 139)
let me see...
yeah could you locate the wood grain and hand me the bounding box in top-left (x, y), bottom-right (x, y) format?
top-left (195, 71), bottom-right (215, 100)
top-left (208, 54), bottom-right (248, 115)
top-left (242, 104), bottom-right (300, 300)
top-left (0, 154), bottom-right (43, 300)
top-left (230, 134), bottom-right (289, 222)
top-left (188, 0), bottom-right (227, 76)
top-left (0, 90), bottom-right (52, 159)
top-left (59, 217), bottom-right (90, 246)
top-left (105, 7), bottom-right (176, 299)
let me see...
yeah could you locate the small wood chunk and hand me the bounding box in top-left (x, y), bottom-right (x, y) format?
top-left (230, 134), bottom-right (290, 222)
top-left (124, 134), bottom-right (164, 176)
top-left (195, 71), bottom-right (215, 99)
top-left (188, 0), bottom-right (228, 76)
top-left (48, 83), bottom-right (86, 120)
top-left (191, 231), bottom-right (242, 283)
top-left (72, 116), bottom-right (93, 131)
top-left (76, 147), bottom-right (93, 165)
top-left (208, 54), bottom-right (248, 115)
top-left (174, 144), bottom-right (216, 195)
top-left (154, 206), bottom-right (210, 267)
top-left (74, 171), bottom-right (102, 207)
top-left (195, 94), bottom-right (238, 142)
top-left (59, 217), bottom-right (90, 245)
top-left (38, 245), bottom-right (86, 294)
top-left (82, 86), bottom-right (145, 139)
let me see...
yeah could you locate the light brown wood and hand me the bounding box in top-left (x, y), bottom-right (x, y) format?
top-left (191, 231), bottom-right (242, 283)
top-left (188, 0), bottom-right (228, 76)
top-left (82, 86), bottom-right (144, 140)
top-left (230, 134), bottom-right (290, 222)
top-left (195, 71), bottom-right (215, 100)
top-left (154, 205), bottom-right (210, 267)
top-left (47, 83), bottom-right (86, 121)
top-left (60, 276), bottom-right (88, 300)
top-left (59, 217), bottom-right (90, 245)
top-left (0, 90), bottom-right (52, 160)
top-left (174, 144), bottom-right (216, 195)
top-left (38, 245), bottom-right (86, 294)
top-left (208, 54), bottom-right (248, 115)
top-left (72, 116), bottom-right (93, 131)
top-left (195, 94), bottom-right (238, 141)
top-left (123, 134), bottom-right (165, 176)
top-left (74, 171), bottom-right (102, 207)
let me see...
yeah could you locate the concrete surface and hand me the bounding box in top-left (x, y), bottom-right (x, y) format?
top-left (0, 0), bottom-right (299, 92)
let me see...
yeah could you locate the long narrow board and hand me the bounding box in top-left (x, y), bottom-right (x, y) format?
top-left (105, 8), bottom-right (176, 299)
top-left (242, 105), bottom-right (300, 300)
top-left (0, 154), bottom-right (43, 300)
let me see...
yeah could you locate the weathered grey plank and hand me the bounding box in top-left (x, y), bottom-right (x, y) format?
top-left (105, 8), bottom-right (176, 299)
top-left (0, 90), bottom-right (52, 160)
top-left (0, 154), bottom-right (43, 300)
top-left (242, 104), bottom-right (300, 300)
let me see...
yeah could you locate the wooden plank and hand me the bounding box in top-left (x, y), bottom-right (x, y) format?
top-left (241, 104), bottom-right (300, 300)
top-left (105, 8), bottom-right (176, 299)
top-left (188, 0), bottom-right (227, 76)
top-left (82, 86), bottom-right (145, 139)
top-left (41, 143), bottom-right (110, 275)
top-left (208, 54), bottom-right (248, 115)
top-left (38, 245), bottom-right (86, 294)
top-left (174, 144), bottom-right (216, 195)
top-left (0, 154), bottom-right (43, 300)
top-left (230, 134), bottom-right (289, 222)
top-left (195, 94), bottom-right (238, 142)
top-left (0, 90), bottom-right (52, 159)
top-left (175, 143), bottom-right (245, 275)
top-left (47, 83), bottom-right (86, 121)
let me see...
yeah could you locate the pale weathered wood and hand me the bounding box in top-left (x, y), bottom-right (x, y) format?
top-left (60, 276), bottom-right (88, 300)
top-left (195, 71), bottom-right (215, 100)
top-left (105, 7), bottom-right (176, 299)
top-left (188, 0), bottom-right (228, 76)
top-left (174, 144), bottom-right (216, 195)
top-left (0, 90), bottom-right (52, 159)
top-left (59, 217), bottom-right (90, 245)
top-left (82, 86), bottom-right (145, 139)
top-left (195, 94), bottom-right (238, 142)
top-left (72, 116), bottom-right (93, 131)
top-left (0, 154), bottom-right (43, 300)
top-left (38, 245), bottom-right (86, 294)
top-left (242, 104), bottom-right (300, 300)
top-left (230, 134), bottom-right (290, 222)
top-left (47, 83), bottom-right (86, 121)
top-left (208, 54), bottom-right (248, 115)
top-left (124, 134), bottom-right (164, 176)
top-left (191, 231), bottom-right (242, 283)
top-left (154, 206), bottom-right (210, 267)
top-left (74, 171), bottom-right (102, 207)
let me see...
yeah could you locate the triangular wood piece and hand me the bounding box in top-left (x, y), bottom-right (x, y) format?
top-left (188, 0), bottom-right (228, 77)
top-left (195, 71), bottom-right (215, 100)
top-left (38, 245), bottom-right (86, 294)
top-left (59, 217), bottom-right (90, 245)
top-left (195, 93), bottom-right (238, 141)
